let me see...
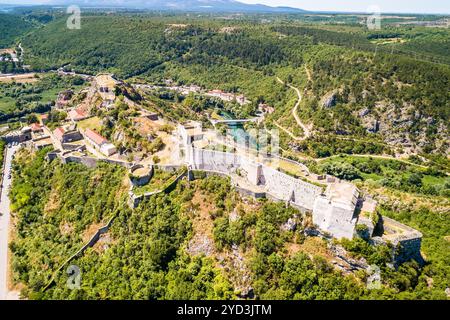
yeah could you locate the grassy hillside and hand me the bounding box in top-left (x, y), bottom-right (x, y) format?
top-left (19, 15), bottom-right (449, 157)
top-left (0, 13), bottom-right (34, 48)
top-left (9, 150), bottom-right (449, 299)
top-left (0, 73), bottom-right (87, 121)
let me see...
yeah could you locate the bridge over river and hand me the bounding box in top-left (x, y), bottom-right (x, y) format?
top-left (209, 118), bottom-right (259, 125)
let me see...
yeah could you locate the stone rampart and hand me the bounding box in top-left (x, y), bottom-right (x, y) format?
top-left (187, 147), bottom-right (322, 211)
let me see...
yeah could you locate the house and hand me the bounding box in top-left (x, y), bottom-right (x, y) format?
top-left (94, 74), bottom-right (118, 102)
top-left (53, 127), bottom-right (83, 143)
top-left (40, 114), bottom-right (49, 125)
top-left (69, 108), bottom-right (89, 122)
top-left (53, 127), bottom-right (65, 142)
top-left (84, 129), bottom-right (117, 156)
top-left (30, 123), bottom-right (43, 133)
top-left (33, 138), bottom-right (53, 150)
top-left (30, 123), bottom-right (48, 142)
top-left (178, 121), bottom-right (204, 145)
top-left (20, 126), bottom-right (32, 142)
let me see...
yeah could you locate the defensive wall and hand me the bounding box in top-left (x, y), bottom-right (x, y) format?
top-left (188, 146), bottom-right (323, 211)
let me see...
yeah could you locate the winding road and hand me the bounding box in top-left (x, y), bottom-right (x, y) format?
top-left (0, 144), bottom-right (20, 300)
top-left (275, 66), bottom-right (312, 141)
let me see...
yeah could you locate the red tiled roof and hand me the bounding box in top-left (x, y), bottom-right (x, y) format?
top-left (53, 127), bottom-right (65, 141)
top-left (30, 123), bottom-right (42, 132)
top-left (85, 129), bottom-right (107, 146)
top-left (208, 89), bottom-right (224, 94)
top-left (69, 108), bottom-right (88, 121)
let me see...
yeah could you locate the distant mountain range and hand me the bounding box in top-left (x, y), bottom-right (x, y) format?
top-left (2, 0), bottom-right (306, 13)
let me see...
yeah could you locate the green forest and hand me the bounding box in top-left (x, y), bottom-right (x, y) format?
top-left (1, 9), bottom-right (449, 301)
top-left (0, 73), bottom-right (86, 121)
top-left (16, 14), bottom-right (449, 157)
top-left (9, 149), bottom-right (449, 300)
top-left (0, 13), bottom-right (33, 48)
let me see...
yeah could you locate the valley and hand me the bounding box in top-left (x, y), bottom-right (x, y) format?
top-left (0, 4), bottom-right (448, 302)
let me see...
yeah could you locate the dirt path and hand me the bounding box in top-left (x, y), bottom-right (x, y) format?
top-left (276, 69), bottom-right (312, 140)
top-left (316, 153), bottom-right (431, 169)
top-left (273, 122), bottom-right (304, 141)
top-left (305, 65), bottom-right (312, 82)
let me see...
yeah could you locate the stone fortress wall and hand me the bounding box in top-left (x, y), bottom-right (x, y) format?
top-left (373, 216), bottom-right (424, 266)
top-left (188, 146), bottom-right (323, 211)
top-left (34, 127), bottom-right (424, 266)
top-left (129, 164), bottom-right (154, 187)
top-left (186, 145), bottom-right (361, 239)
top-left (186, 145), bottom-right (424, 264)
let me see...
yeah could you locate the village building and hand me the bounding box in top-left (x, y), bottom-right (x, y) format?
top-left (40, 114), bottom-right (49, 125)
top-left (19, 126), bottom-right (32, 142)
top-left (30, 123), bottom-right (43, 134)
top-left (84, 129), bottom-right (117, 156)
top-left (94, 74), bottom-right (118, 104)
top-left (69, 108), bottom-right (90, 122)
top-left (31, 127), bottom-right (53, 149)
top-left (53, 126), bottom-right (83, 144)
top-left (29, 123), bottom-right (50, 144)
top-left (33, 138), bottom-right (53, 150)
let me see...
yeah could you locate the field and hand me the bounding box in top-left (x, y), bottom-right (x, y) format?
top-left (0, 73), bottom-right (38, 84)
top-left (0, 73), bottom-right (88, 122)
top-left (77, 116), bottom-right (102, 132)
top-left (317, 155), bottom-right (450, 197)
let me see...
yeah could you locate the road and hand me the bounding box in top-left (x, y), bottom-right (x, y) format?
top-left (0, 144), bottom-right (20, 300)
top-left (316, 153), bottom-right (433, 170)
top-left (276, 76), bottom-right (311, 140)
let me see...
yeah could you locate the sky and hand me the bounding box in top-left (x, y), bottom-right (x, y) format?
top-left (240, 0), bottom-right (450, 14)
top-left (1, 0), bottom-right (449, 14)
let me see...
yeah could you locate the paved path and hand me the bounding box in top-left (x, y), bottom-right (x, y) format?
top-left (0, 144), bottom-right (20, 300)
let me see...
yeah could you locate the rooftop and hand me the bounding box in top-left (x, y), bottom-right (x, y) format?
top-left (69, 108), bottom-right (88, 121)
top-left (30, 123), bottom-right (43, 132)
top-left (85, 129), bottom-right (108, 146)
top-left (327, 182), bottom-right (359, 209)
top-left (53, 127), bottom-right (65, 140)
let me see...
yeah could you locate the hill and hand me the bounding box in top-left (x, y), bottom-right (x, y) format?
top-left (14, 0), bottom-right (306, 13)
top-left (18, 15), bottom-right (450, 158)
top-left (0, 13), bottom-right (33, 48)
top-left (9, 148), bottom-right (449, 299)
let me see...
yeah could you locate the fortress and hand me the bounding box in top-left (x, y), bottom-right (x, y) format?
top-left (6, 121), bottom-right (424, 267)
top-left (178, 126), bottom-right (424, 265)
top-left (186, 145), bottom-right (358, 239)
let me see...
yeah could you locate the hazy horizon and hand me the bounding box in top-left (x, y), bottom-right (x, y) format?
top-left (241, 0), bottom-right (450, 14)
top-left (0, 0), bottom-right (449, 14)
